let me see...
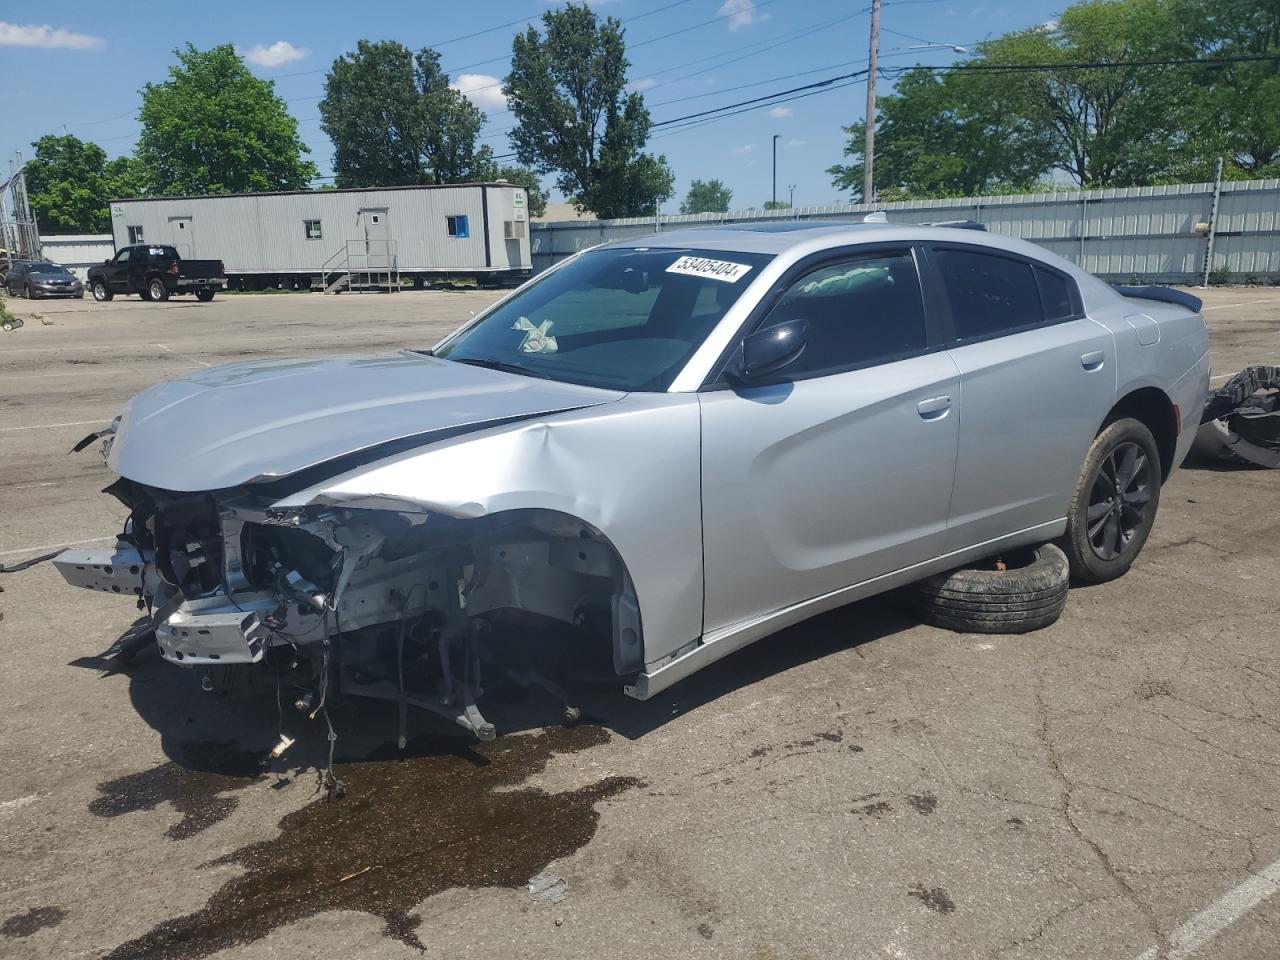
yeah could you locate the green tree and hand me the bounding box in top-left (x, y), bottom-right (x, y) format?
top-left (1171, 0), bottom-right (1280, 178)
top-left (977, 0), bottom-right (1186, 187)
top-left (137, 43), bottom-right (317, 194)
top-left (762, 200), bottom-right (792, 210)
top-left (680, 179), bottom-right (732, 214)
top-left (320, 41), bottom-right (497, 187)
top-left (829, 67), bottom-right (1054, 200)
top-left (504, 2), bottom-right (674, 218)
top-left (22, 134), bottom-right (140, 233)
top-left (104, 155), bottom-right (147, 199)
top-left (830, 0), bottom-right (1204, 199)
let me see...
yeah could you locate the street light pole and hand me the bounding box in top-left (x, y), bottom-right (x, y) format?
top-left (772, 134), bottom-right (780, 207)
top-left (789, 184), bottom-right (796, 207)
top-left (863, 0), bottom-right (881, 203)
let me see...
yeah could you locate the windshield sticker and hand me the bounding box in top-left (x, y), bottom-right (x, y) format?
top-left (665, 256), bottom-right (753, 283)
top-left (513, 316), bottom-right (558, 353)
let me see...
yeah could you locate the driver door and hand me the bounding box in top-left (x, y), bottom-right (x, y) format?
top-left (699, 248), bottom-right (961, 636)
top-left (108, 249), bottom-right (132, 291)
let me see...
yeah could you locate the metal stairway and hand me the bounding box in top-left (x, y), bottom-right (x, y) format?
top-left (321, 239), bottom-right (399, 294)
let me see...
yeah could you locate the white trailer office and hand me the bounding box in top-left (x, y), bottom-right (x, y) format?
top-left (108, 182), bottom-right (531, 291)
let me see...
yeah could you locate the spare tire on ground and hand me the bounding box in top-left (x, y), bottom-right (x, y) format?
top-left (909, 542), bottom-right (1069, 634)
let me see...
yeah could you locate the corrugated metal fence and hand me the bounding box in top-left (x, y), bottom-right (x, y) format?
top-left (531, 178), bottom-right (1280, 283)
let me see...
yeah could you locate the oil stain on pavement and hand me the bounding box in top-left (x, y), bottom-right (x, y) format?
top-left (1, 905), bottom-right (66, 938)
top-left (103, 724), bottom-right (636, 959)
top-left (90, 741), bottom-right (265, 840)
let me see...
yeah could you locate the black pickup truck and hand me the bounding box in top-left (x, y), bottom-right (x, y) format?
top-left (87, 245), bottom-right (226, 303)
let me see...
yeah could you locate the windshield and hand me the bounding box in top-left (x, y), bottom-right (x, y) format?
top-left (435, 246), bottom-right (773, 391)
top-left (31, 262), bottom-right (70, 274)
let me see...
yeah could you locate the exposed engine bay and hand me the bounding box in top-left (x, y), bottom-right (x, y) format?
top-left (54, 471), bottom-right (643, 766)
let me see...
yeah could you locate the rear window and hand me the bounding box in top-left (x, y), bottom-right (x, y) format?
top-left (934, 248), bottom-right (1044, 342)
top-left (1035, 266), bottom-right (1077, 320)
top-left (146, 245), bottom-right (179, 260)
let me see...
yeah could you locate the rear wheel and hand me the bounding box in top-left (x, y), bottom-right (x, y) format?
top-left (196, 288), bottom-right (215, 302)
top-left (1061, 418), bottom-right (1161, 583)
top-left (91, 279), bottom-right (112, 302)
top-left (147, 278), bottom-right (170, 302)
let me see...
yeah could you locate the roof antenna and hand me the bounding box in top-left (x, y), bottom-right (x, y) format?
top-left (862, 211), bottom-right (888, 223)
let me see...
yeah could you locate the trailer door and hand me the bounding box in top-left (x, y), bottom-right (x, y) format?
top-left (168, 216), bottom-right (194, 258)
top-left (360, 207), bottom-right (390, 269)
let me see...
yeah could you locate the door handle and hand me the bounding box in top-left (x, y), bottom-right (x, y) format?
top-left (1081, 350), bottom-right (1105, 371)
top-left (916, 395), bottom-right (952, 420)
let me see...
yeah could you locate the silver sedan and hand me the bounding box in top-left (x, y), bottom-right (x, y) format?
top-left (5, 259), bottom-right (84, 298)
top-left (55, 222), bottom-right (1210, 739)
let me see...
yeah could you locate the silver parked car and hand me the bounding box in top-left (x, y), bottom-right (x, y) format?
top-left (6, 259), bottom-right (84, 298)
top-left (55, 222), bottom-right (1209, 741)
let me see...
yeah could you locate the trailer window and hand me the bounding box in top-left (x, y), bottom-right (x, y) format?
top-left (446, 215), bottom-right (469, 239)
top-left (304, 220), bottom-right (323, 240)
top-left (127, 225), bottom-right (144, 244)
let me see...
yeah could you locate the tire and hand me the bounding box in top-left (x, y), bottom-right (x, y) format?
top-left (2, 321), bottom-right (13, 332)
top-left (26, 282), bottom-right (37, 300)
top-left (1060, 417), bottom-right (1161, 584)
top-left (910, 543), bottom-right (1069, 634)
top-left (91, 279), bottom-right (113, 302)
top-left (196, 288), bottom-right (215, 302)
top-left (147, 278), bottom-right (170, 302)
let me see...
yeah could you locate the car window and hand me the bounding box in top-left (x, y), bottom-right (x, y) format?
top-left (934, 248), bottom-right (1044, 342)
top-left (755, 251), bottom-right (927, 376)
top-left (1035, 266), bottom-right (1076, 320)
top-left (116, 250), bottom-right (131, 263)
top-left (436, 247), bottom-right (773, 391)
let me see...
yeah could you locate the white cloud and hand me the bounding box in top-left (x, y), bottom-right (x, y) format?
top-left (0, 21), bottom-right (103, 49)
top-left (629, 77), bottom-right (657, 92)
top-left (239, 41), bottom-right (309, 67)
top-left (718, 0), bottom-right (764, 31)
top-left (786, 138), bottom-right (807, 148)
top-left (451, 73), bottom-right (509, 111)
top-left (1038, 18), bottom-right (1059, 31)
top-left (769, 106), bottom-right (793, 119)
top-left (731, 143), bottom-right (755, 156)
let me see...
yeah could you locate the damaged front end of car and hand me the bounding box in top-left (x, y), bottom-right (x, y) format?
top-left (54, 444), bottom-right (642, 748)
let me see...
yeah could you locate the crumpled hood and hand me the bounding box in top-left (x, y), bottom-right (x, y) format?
top-left (108, 351), bottom-right (624, 491)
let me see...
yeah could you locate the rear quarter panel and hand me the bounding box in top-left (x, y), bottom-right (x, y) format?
top-left (1079, 276), bottom-right (1210, 469)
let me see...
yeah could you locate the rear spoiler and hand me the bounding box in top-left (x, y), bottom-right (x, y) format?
top-left (1112, 285), bottom-right (1202, 313)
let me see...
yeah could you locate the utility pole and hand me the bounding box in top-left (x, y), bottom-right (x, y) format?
top-left (789, 184), bottom-right (796, 207)
top-left (864, 0), bottom-right (881, 203)
top-left (772, 134), bottom-right (780, 207)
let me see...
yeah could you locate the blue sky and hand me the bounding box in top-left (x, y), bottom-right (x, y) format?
top-left (1, 0), bottom-right (1066, 211)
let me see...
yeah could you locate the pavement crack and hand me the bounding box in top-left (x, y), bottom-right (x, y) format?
top-left (988, 894), bottom-right (1114, 958)
top-left (1034, 684), bottom-right (1170, 959)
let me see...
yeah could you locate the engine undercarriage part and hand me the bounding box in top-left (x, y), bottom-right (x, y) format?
top-left (53, 481), bottom-right (636, 748)
top-left (1195, 365), bottom-right (1280, 468)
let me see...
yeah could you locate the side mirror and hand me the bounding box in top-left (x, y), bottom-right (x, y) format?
top-left (730, 319), bottom-right (808, 383)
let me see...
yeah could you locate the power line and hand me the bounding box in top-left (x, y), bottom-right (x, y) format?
top-left (885, 52), bottom-right (1279, 77)
top-left (443, 0), bottom-right (708, 77)
top-left (485, 50), bottom-right (1280, 162)
top-left (476, 9), bottom-right (920, 142)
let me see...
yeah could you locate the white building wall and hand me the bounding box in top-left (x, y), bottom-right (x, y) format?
top-left (37, 234), bottom-right (114, 280)
top-left (108, 184), bottom-right (532, 275)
